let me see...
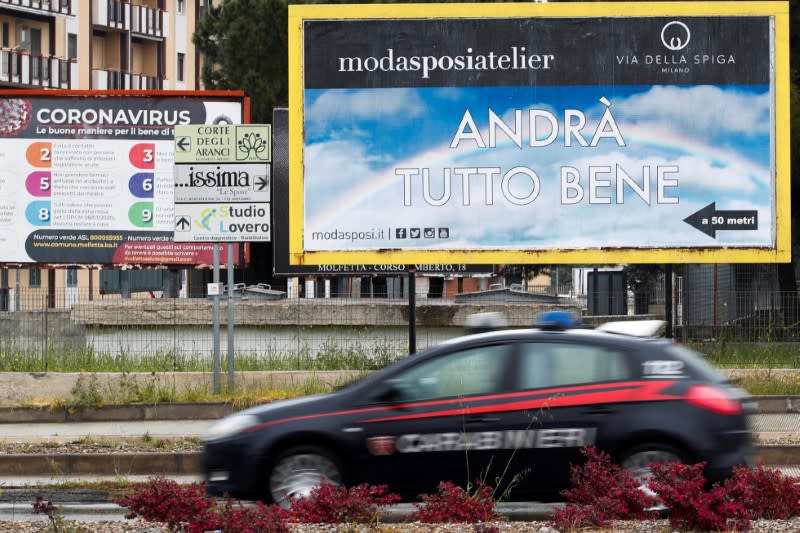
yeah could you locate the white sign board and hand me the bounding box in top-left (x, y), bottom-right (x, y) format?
top-left (174, 164), bottom-right (271, 203)
top-left (173, 124), bottom-right (271, 243)
top-left (174, 202), bottom-right (271, 242)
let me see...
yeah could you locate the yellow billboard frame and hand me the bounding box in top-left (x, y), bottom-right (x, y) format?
top-left (288, 1), bottom-right (790, 265)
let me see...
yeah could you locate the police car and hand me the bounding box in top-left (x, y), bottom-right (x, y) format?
top-left (203, 313), bottom-right (754, 507)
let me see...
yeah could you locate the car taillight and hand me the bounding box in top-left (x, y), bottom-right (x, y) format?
top-left (686, 384), bottom-right (742, 415)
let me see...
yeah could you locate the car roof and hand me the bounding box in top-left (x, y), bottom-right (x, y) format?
top-left (438, 325), bottom-right (666, 348)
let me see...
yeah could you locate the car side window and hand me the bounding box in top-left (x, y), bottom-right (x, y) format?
top-left (390, 344), bottom-right (511, 402)
top-left (517, 342), bottom-right (631, 389)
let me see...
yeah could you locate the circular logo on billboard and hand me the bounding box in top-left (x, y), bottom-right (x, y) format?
top-left (661, 21), bottom-right (691, 51)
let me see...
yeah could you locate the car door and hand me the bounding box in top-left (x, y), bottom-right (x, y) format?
top-left (350, 342), bottom-right (515, 499)
top-left (497, 340), bottom-right (635, 501)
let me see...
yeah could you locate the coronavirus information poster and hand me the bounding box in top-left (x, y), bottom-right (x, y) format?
top-left (0, 91), bottom-right (247, 264)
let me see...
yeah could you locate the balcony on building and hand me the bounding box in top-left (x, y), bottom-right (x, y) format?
top-left (0, 0), bottom-right (74, 17)
top-left (131, 2), bottom-right (167, 38)
top-left (0, 49), bottom-right (76, 88)
top-left (93, 0), bottom-right (167, 38)
top-left (91, 67), bottom-right (162, 90)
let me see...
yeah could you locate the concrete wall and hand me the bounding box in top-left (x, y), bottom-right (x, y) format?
top-left (1, 300), bottom-right (646, 360)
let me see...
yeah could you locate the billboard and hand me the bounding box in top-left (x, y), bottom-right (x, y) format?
top-left (288, 2), bottom-right (790, 265)
top-left (0, 90), bottom-right (248, 265)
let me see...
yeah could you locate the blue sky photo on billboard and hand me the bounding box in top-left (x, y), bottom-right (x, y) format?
top-left (304, 84), bottom-right (771, 250)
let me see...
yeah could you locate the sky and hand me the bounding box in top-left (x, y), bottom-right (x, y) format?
top-left (302, 84), bottom-right (773, 251)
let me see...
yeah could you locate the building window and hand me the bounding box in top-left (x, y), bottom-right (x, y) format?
top-left (177, 52), bottom-right (185, 81)
top-left (18, 26), bottom-right (30, 49)
top-left (66, 268), bottom-right (78, 287)
top-left (29, 268), bottom-right (41, 288)
top-left (2, 23), bottom-right (8, 48)
top-left (177, 0), bottom-right (184, 14)
top-left (67, 33), bottom-right (77, 59)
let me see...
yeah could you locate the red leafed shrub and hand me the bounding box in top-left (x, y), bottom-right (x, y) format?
top-left (551, 446), bottom-right (658, 530)
top-left (115, 476), bottom-right (289, 533)
top-left (286, 482), bottom-right (401, 524)
top-left (185, 498), bottom-right (290, 533)
top-left (723, 462), bottom-right (800, 520)
top-left (649, 461), bottom-right (750, 532)
top-left (410, 480), bottom-right (504, 524)
top-left (115, 476), bottom-right (215, 531)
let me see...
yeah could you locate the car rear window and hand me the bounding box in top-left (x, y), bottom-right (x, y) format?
top-left (663, 344), bottom-right (727, 382)
top-left (517, 342), bottom-right (632, 389)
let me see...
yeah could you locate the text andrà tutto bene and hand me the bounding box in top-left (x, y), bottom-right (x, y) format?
top-left (398, 97), bottom-right (679, 208)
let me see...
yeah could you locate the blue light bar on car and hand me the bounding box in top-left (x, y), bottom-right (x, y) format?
top-left (534, 310), bottom-right (581, 330)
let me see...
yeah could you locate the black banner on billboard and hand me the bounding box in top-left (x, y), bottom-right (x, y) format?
top-left (304, 17), bottom-right (770, 89)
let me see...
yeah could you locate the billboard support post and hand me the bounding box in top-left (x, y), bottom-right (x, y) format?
top-left (212, 243), bottom-right (221, 395)
top-left (408, 267), bottom-right (416, 355)
top-left (666, 265), bottom-right (673, 339)
top-left (227, 243), bottom-right (235, 392)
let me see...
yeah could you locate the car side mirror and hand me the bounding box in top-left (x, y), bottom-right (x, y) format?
top-left (373, 379), bottom-right (404, 404)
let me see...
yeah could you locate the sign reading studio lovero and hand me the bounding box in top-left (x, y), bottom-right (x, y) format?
top-left (288, 2), bottom-right (790, 265)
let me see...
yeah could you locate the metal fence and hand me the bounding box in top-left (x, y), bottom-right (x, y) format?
top-left (1, 277), bottom-right (799, 372)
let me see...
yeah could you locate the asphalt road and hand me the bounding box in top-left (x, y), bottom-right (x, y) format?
top-left (0, 412), bottom-right (799, 523)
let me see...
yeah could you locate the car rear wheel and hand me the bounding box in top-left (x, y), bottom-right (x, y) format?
top-left (620, 443), bottom-right (684, 481)
top-left (267, 445), bottom-right (343, 508)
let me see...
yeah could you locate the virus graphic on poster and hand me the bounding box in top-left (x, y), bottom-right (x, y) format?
top-left (0, 98), bottom-right (32, 136)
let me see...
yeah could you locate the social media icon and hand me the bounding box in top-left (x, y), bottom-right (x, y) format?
top-left (438, 228), bottom-right (449, 238)
top-left (410, 228), bottom-right (421, 238)
top-left (396, 228), bottom-right (407, 239)
top-left (424, 227), bottom-right (435, 238)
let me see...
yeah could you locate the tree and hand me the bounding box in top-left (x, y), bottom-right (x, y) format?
top-left (193, 0), bottom-right (289, 123)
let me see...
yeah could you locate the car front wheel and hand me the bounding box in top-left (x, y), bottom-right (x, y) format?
top-left (620, 442), bottom-right (684, 481)
top-left (267, 445), bottom-right (343, 508)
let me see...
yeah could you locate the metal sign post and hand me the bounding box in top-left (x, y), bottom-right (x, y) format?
top-left (212, 244), bottom-right (221, 394)
top-left (227, 242), bottom-right (235, 391)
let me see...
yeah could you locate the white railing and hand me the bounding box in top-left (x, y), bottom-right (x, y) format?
top-left (92, 0), bottom-right (129, 29)
top-left (131, 4), bottom-right (167, 37)
top-left (0, 49), bottom-right (74, 89)
top-left (0, 0), bottom-right (74, 15)
top-left (91, 68), bottom-right (162, 90)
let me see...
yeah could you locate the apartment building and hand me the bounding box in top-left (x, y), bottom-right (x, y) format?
top-left (0, 0), bottom-right (207, 91)
top-left (0, 0), bottom-right (210, 310)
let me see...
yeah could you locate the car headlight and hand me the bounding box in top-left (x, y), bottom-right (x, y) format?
top-left (204, 414), bottom-right (260, 441)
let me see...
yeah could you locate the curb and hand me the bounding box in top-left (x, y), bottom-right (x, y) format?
top-left (0, 446), bottom-right (797, 477)
top-left (0, 403), bottom-right (235, 423)
top-left (750, 397), bottom-right (800, 414)
top-left (0, 395), bottom-right (796, 423)
top-left (0, 452), bottom-right (202, 476)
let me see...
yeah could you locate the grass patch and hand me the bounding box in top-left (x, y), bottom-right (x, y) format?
top-left (690, 342), bottom-right (800, 369)
top-left (730, 371), bottom-right (800, 396)
top-left (0, 436), bottom-right (201, 454)
top-left (0, 340), bottom-right (405, 373)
